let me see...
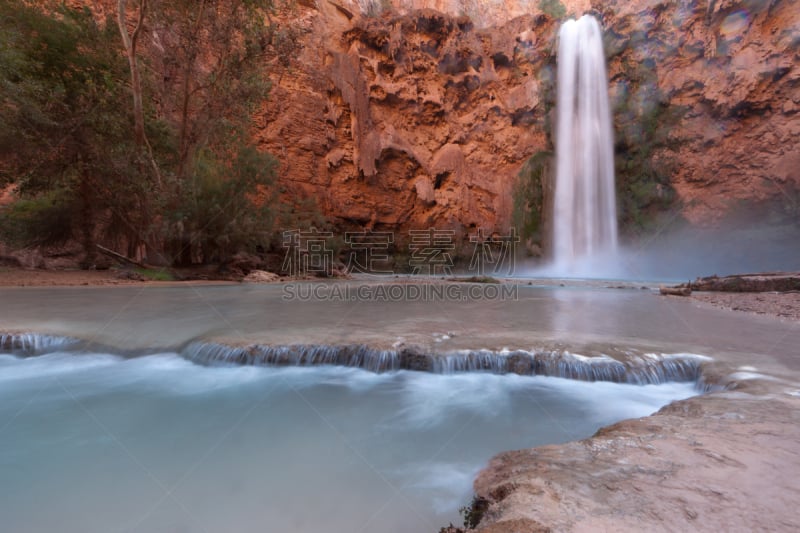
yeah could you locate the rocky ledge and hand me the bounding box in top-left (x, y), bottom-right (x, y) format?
top-left (450, 375), bottom-right (800, 532)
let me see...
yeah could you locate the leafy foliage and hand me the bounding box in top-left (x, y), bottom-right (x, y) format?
top-left (145, 0), bottom-right (280, 264)
top-left (0, 1), bottom-right (146, 262)
top-left (176, 144), bottom-right (277, 262)
top-left (0, 191), bottom-right (74, 247)
top-left (0, 0), bottom-right (291, 266)
top-left (460, 494), bottom-right (490, 529)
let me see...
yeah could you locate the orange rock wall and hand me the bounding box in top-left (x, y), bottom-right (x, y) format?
top-left (78, 0), bottom-right (800, 238)
top-left (257, 3), bottom-right (558, 243)
top-left (598, 0), bottom-right (800, 226)
top-left (260, 0), bottom-right (799, 238)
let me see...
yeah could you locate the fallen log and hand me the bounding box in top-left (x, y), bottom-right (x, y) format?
top-left (95, 244), bottom-right (149, 269)
top-left (659, 285), bottom-right (691, 296)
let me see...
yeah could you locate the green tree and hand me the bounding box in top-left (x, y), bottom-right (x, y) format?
top-left (139, 0), bottom-right (281, 264)
top-left (0, 1), bottom-right (152, 265)
top-left (1, 0), bottom-right (289, 266)
top-left (179, 144), bottom-right (277, 263)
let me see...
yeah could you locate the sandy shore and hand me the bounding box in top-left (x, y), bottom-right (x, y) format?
top-left (0, 267), bottom-right (241, 287)
top-left (692, 291), bottom-right (800, 321)
top-left (0, 268), bottom-right (143, 286)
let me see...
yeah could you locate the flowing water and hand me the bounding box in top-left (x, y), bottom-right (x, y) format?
top-left (3, 283), bottom-right (799, 532)
top-left (553, 15), bottom-right (618, 272)
top-left (0, 348), bottom-right (697, 533)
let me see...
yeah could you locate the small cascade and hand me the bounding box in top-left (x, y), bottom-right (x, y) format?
top-left (180, 341), bottom-right (711, 387)
top-left (184, 342), bottom-right (400, 373)
top-left (0, 332), bottom-right (79, 356)
top-left (0, 332), bottom-right (717, 388)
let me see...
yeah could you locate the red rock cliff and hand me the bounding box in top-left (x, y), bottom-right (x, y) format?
top-left (257, 2), bottom-right (561, 243)
top-left (260, 0), bottom-right (798, 239)
top-left (598, 0), bottom-right (800, 226)
top-left (74, 0), bottom-right (800, 240)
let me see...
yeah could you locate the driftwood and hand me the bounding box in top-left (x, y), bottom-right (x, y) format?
top-left (660, 285), bottom-right (692, 296)
top-left (660, 272), bottom-right (800, 295)
top-left (689, 272), bottom-right (800, 293)
top-left (95, 244), bottom-right (149, 269)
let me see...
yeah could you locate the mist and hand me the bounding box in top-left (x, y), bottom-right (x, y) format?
top-left (522, 220), bottom-right (800, 282)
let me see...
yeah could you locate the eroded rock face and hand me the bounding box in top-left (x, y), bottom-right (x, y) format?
top-left (257, 3), bottom-right (557, 243)
top-left (72, 0), bottom-right (799, 241)
top-left (597, 0), bottom-right (800, 226)
top-left (259, 0), bottom-right (799, 241)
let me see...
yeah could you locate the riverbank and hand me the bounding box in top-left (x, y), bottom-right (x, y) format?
top-left (443, 291), bottom-right (800, 531)
top-left (461, 376), bottom-right (800, 532)
top-left (0, 266), bottom-right (248, 287)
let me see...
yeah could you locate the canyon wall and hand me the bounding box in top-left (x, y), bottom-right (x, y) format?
top-left (257, 2), bottom-right (557, 245)
top-left (259, 0), bottom-right (799, 243)
top-left (599, 0), bottom-right (800, 226)
top-left (61, 0), bottom-right (799, 246)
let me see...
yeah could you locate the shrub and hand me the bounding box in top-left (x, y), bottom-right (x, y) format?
top-left (0, 190), bottom-right (75, 247)
top-left (538, 0), bottom-right (567, 19)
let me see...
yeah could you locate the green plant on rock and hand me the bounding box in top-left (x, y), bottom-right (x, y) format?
top-left (538, 0), bottom-right (567, 20)
top-left (513, 151), bottom-right (551, 248)
top-left (612, 53), bottom-right (685, 235)
top-left (460, 494), bottom-right (490, 529)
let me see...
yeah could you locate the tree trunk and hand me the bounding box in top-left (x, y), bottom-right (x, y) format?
top-left (117, 0), bottom-right (162, 188)
top-left (176, 0), bottom-right (208, 183)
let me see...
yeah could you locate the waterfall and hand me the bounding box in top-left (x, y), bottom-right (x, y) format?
top-left (553, 15), bottom-right (618, 270)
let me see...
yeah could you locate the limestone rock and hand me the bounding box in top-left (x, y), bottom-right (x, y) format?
top-left (242, 270), bottom-right (281, 283)
top-left (255, 3), bottom-right (554, 242)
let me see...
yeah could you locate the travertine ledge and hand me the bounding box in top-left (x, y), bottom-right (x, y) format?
top-left (465, 377), bottom-right (800, 532)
